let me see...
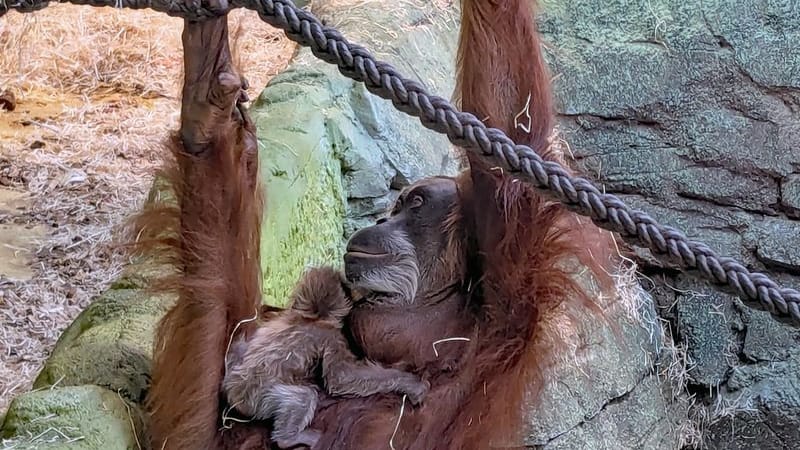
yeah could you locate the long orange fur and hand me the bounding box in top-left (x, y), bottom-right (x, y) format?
top-left (446, 2), bottom-right (616, 445)
top-left (130, 17), bottom-right (269, 449)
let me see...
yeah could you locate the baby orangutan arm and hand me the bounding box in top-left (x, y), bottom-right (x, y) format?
top-left (290, 267), bottom-right (429, 402)
top-left (321, 335), bottom-right (430, 405)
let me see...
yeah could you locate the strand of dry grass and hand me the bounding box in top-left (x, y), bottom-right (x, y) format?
top-left (0, 5), bottom-right (295, 414)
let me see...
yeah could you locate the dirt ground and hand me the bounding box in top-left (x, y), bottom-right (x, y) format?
top-left (0, 5), bottom-right (296, 413)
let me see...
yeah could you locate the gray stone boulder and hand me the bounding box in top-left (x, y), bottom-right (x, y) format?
top-left (537, 0), bottom-right (800, 447)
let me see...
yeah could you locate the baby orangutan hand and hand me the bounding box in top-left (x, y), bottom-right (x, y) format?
top-left (401, 377), bottom-right (430, 406)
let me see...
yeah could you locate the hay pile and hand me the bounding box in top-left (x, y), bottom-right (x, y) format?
top-left (0, 5), bottom-right (295, 413)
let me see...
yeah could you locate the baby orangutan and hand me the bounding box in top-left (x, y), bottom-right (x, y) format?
top-left (222, 266), bottom-right (430, 449)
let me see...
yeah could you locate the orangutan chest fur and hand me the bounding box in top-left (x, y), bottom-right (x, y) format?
top-left (346, 299), bottom-right (476, 376)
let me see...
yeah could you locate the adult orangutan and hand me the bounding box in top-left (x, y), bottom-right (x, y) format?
top-left (135, 0), bottom-right (616, 449)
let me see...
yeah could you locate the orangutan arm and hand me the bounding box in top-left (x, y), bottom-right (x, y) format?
top-left (135, 15), bottom-right (267, 450)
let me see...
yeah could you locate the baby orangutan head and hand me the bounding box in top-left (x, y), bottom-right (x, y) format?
top-left (343, 176), bottom-right (466, 305)
top-left (289, 266), bottom-right (352, 325)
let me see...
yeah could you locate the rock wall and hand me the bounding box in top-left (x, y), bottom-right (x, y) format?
top-left (524, 269), bottom-right (686, 450)
top-left (537, 0), bottom-right (800, 448)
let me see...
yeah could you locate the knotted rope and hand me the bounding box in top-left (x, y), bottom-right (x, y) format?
top-left (3, 0), bottom-right (800, 327)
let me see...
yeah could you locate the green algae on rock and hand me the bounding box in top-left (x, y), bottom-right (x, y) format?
top-left (32, 289), bottom-right (173, 403)
top-left (1, 385), bottom-right (143, 449)
top-left (251, 72), bottom-right (348, 307)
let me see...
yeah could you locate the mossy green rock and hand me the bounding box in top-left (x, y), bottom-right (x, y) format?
top-left (32, 288), bottom-right (173, 403)
top-left (0, 385), bottom-right (142, 449)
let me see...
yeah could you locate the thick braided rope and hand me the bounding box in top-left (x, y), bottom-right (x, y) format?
top-left (3, 0), bottom-right (800, 327)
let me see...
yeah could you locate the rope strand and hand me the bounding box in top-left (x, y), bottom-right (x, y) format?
top-left (4, 0), bottom-right (799, 327)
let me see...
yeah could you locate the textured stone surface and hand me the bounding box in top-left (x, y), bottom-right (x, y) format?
top-left (540, 0), bottom-right (799, 212)
top-left (781, 174), bottom-right (800, 217)
top-left (672, 276), bottom-right (742, 387)
top-left (316, 0), bottom-right (463, 233)
top-left (753, 217), bottom-right (800, 271)
top-left (704, 349), bottom-right (800, 450)
top-left (1, 385), bottom-right (143, 449)
top-left (252, 77), bottom-right (349, 306)
top-left (526, 271), bottom-right (684, 450)
top-left (538, 0), bottom-right (800, 447)
top-left (539, 376), bottom-right (685, 450)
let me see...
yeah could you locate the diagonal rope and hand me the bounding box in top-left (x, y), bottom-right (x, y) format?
top-left (3, 0), bottom-right (800, 328)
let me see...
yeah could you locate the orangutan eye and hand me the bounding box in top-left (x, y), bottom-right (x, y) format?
top-left (409, 194), bottom-right (424, 209)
